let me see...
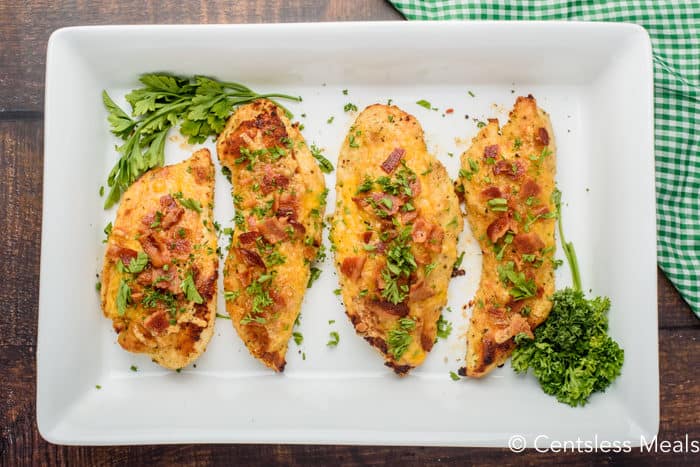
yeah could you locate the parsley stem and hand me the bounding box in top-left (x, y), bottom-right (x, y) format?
top-left (555, 190), bottom-right (582, 292)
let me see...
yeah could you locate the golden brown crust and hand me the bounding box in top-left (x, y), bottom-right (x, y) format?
top-left (216, 99), bottom-right (326, 372)
top-left (100, 149), bottom-right (217, 370)
top-left (459, 95), bottom-right (556, 377)
top-left (331, 104), bottom-right (462, 374)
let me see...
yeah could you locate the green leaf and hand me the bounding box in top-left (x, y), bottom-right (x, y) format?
top-left (416, 99), bottom-right (431, 109)
top-left (173, 192), bottom-right (202, 213)
top-left (310, 144), bottom-right (334, 174)
top-left (126, 251), bottom-right (149, 274)
top-left (102, 91), bottom-right (135, 138)
top-left (139, 73), bottom-right (184, 93)
top-left (327, 331), bottom-right (340, 347)
top-left (181, 272), bottom-right (204, 304)
top-left (116, 279), bottom-right (131, 316)
top-left (436, 314), bottom-right (452, 340)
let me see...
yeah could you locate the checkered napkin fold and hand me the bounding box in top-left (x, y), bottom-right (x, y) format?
top-left (390, 0), bottom-right (700, 318)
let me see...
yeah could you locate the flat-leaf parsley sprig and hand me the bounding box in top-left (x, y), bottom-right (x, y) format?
top-left (102, 73), bottom-right (301, 208)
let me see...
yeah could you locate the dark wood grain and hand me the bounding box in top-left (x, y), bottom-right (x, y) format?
top-left (0, 0), bottom-right (401, 113)
top-left (0, 0), bottom-right (697, 465)
top-left (2, 329), bottom-right (697, 465)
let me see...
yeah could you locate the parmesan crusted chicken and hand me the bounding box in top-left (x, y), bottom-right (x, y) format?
top-left (216, 99), bottom-right (326, 372)
top-left (101, 149), bottom-right (218, 370)
top-left (459, 95), bottom-right (556, 377)
top-left (331, 104), bottom-right (462, 375)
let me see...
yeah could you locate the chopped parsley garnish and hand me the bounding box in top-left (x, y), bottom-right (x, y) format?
top-left (424, 262), bottom-right (437, 276)
top-left (497, 261), bottom-right (536, 301)
top-left (327, 331), bottom-right (340, 347)
top-left (487, 197), bottom-right (508, 212)
top-left (348, 134), bottom-right (360, 148)
top-left (453, 251), bottom-right (465, 270)
top-left (436, 314), bottom-right (452, 340)
top-left (130, 365), bottom-right (138, 372)
top-left (343, 103), bottom-right (358, 112)
top-left (327, 116), bottom-right (334, 124)
top-left (116, 279), bottom-right (131, 316)
top-left (387, 317), bottom-right (415, 359)
top-left (380, 226), bottom-right (417, 305)
top-left (125, 251), bottom-right (149, 274)
top-left (310, 144), bottom-right (334, 173)
top-left (512, 138), bottom-right (522, 151)
top-left (216, 313), bottom-right (231, 319)
top-left (307, 267), bottom-right (322, 288)
top-left (449, 371), bottom-right (461, 381)
top-left (181, 272), bottom-right (204, 304)
top-left (293, 332), bottom-right (304, 345)
top-left (416, 99), bottom-right (431, 109)
top-left (103, 222), bottom-right (113, 241)
top-left (224, 290), bottom-right (240, 302)
top-left (172, 192), bottom-right (202, 213)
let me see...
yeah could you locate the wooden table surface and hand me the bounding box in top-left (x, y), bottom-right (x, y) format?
top-left (1, 1), bottom-right (698, 465)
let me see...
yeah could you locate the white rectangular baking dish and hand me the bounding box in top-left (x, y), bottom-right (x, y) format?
top-left (38, 21), bottom-right (657, 446)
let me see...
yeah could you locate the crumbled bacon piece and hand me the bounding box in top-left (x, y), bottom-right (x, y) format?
top-left (287, 218), bottom-right (306, 236)
top-left (427, 227), bottom-right (444, 253)
top-left (168, 238), bottom-right (191, 255)
top-left (409, 178), bottom-right (421, 197)
top-left (520, 179), bottom-right (541, 200)
top-left (238, 231), bottom-right (262, 246)
top-left (484, 144), bottom-right (499, 160)
top-left (537, 127), bottom-right (550, 146)
top-left (159, 195), bottom-right (185, 229)
top-left (108, 246), bottom-right (138, 266)
top-left (136, 267), bottom-right (181, 295)
top-left (139, 233), bottom-right (169, 267)
top-left (380, 147), bottom-right (405, 174)
top-left (261, 171), bottom-right (290, 195)
top-left (512, 233), bottom-right (545, 254)
top-left (258, 217), bottom-right (288, 243)
top-left (144, 310), bottom-right (170, 336)
top-left (276, 194), bottom-right (298, 220)
top-left (362, 231), bottom-right (373, 243)
top-left (445, 108), bottom-right (454, 114)
top-left (481, 186), bottom-right (503, 200)
top-left (340, 256), bottom-right (366, 281)
top-left (370, 299), bottom-right (409, 317)
top-left (400, 209), bottom-right (418, 224)
top-left (412, 218), bottom-right (433, 243)
top-left (194, 269), bottom-right (218, 300)
top-left (237, 248), bottom-right (266, 269)
top-left (222, 110), bottom-right (288, 160)
top-left (493, 159), bottom-right (525, 179)
top-left (486, 214), bottom-right (515, 243)
top-left (409, 280), bottom-right (435, 301)
top-left (494, 314), bottom-right (533, 344)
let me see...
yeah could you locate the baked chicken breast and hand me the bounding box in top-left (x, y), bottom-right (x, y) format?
top-left (216, 99), bottom-right (326, 372)
top-left (101, 148), bottom-right (218, 370)
top-left (459, 95), bottom-right (556, 377)
top-left (331, 104), bottom-right (462, 375)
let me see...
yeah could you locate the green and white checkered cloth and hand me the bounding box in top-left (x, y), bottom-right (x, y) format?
top-left (391, 0), bottom-right (700, 317)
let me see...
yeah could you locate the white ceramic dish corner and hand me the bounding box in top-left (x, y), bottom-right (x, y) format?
top-left (39, 21), bottom-right (657, 447)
